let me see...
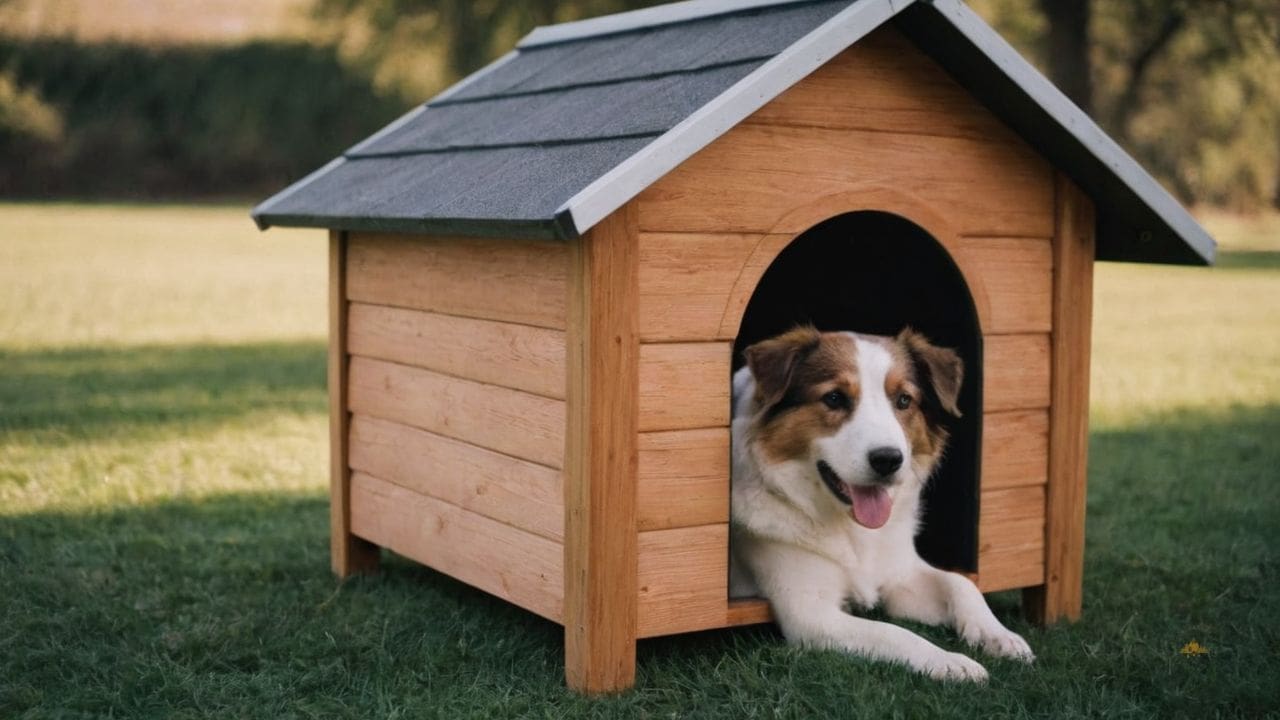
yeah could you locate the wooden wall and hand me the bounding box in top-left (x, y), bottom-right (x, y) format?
top-left (632, 25), bottom-right (1056, 608)
top-left (335, 24), bottom-right (1070, 644)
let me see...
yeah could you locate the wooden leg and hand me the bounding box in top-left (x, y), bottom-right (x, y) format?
top-left (1026, 175), bottom-right (1094, 624)
top-left (563, 204), bottom-right (640, 693)
top-left (330, 230), bottom-right (380, 577)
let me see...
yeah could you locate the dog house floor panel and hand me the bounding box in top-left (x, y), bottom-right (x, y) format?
top-left (349, 471), bottom-right (566, 622)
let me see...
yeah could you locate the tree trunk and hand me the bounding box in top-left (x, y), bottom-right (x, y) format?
top-left (1037, 0), bottom-right (1095, 116)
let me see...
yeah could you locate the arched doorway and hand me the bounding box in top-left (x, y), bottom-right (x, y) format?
top-left (734, 211), bottom-right (983, 572)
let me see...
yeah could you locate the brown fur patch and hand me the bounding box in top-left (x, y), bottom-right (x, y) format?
top-left (753, 332), bottom-right (860, 463)
top-left (891, 329), bottom-right (962, 469)
top-left (746, 328), bottom-right (962, 472)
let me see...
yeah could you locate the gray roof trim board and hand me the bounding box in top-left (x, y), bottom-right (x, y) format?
top-left (519, 0), bottom-right (818, 47)
top-left (253, 0), bottom-right (1215, 265)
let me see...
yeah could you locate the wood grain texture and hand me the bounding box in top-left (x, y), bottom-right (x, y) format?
top-left (981, 410), bottom-right (1050, 490)
top-left (347, 356), bottom-right (565, 469)
top-left (346, 232), bottom-right (568, 330)
top-left (638, 232), bottom-right (762, 342)
top-left (983, 334), bottom-right (1052, 412)
top-left (637, 428), bottom-right (730, 531)
top-left (349, 472), bottom-right (563, 621)
top-left (725, 598), bottom-right (773, 627)
top-left (979, 486), bottom-right (1046, 555)
top-left (329, 231), bottom-right (379, 577)
top-left (978, 544), bottom-right (1045, 593)
top-left (348, 302), bottom-right (566, 399)
top-left (637, 524), bottom-right (729, 638)
top-left (349, 414), bottom-right (564, 542)
top-left (958, 238), bottom-right (1053, 335)
top-left (1026, 174), bottom-right (1096, 625)
top-left (563, 202), bottom-right (640, 693)
top-left (750, 26), bottom-right (1029, 145)
top-left (638, 342), bottom-right (731, 432)
top-left (636, 124), bottom-right (1054, 239)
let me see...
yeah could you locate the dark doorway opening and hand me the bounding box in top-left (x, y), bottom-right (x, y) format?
top-left (733, 211), bottom-right (982, 572)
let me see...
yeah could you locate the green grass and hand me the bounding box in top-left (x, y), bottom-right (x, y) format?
top-left (2, 204), bottom-right (1278, 718)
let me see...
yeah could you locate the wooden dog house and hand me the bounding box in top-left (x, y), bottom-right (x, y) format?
top-left (253, 0), bottom-right (1214, 693)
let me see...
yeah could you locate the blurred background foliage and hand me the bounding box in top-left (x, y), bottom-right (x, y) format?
top-left (0, 0), bottom-right (1276, 208)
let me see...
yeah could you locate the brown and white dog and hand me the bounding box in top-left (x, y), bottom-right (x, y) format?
top-left (730, 326), bottom-right (1033, 681)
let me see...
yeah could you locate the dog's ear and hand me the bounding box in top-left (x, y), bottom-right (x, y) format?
top-left (744, 326), bottom-right (821, 410)
top-left (897, 328), bottom-right (963, 418)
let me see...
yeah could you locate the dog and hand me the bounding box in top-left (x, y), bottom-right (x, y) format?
top-left (729, 325), bottom-right (1034, 682)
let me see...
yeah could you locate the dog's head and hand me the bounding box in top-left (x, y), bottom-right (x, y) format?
top-left (741, 325), bottom-right (962, 529)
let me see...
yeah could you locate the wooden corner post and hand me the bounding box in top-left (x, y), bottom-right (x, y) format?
top-left (1025, 174), bottom-right (1095, 624)
top-left (564, 203), bottom-right (641, 693)
top-left (329, 230), bottom-right (380, 577)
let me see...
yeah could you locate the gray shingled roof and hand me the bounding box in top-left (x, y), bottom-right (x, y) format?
top-left (253, 0), bottom-right (1215, 265)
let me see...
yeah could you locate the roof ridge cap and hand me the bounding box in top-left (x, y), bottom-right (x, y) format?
top-left (518, 0), bottom-right (833, 49)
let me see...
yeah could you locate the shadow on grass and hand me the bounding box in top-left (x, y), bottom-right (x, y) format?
top-left (0, 340), bottom-right (326, 441)
top-left (1214, 250), bottom-right (1280, 270)
top-left (1, 405), bottom-right (1277, 716)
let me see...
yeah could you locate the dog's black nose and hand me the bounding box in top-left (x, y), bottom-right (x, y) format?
top-left (868, 447), bottom-right (903, 477)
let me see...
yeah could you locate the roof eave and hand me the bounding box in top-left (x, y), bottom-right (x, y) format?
top-left (251, 210), bottom-right (570, 240)
top-left (898, 0), bottom-right (1215, 266)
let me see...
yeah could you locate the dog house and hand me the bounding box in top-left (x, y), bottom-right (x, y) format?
top-left (253, 0), bottom-right (1214, 693)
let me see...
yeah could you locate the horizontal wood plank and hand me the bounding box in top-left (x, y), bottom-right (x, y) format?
top-left (638, 232), bottom-right (761, 342)
top-left (348, 303), bottom-right (566, 399)
top-left (750, 26), bottom-right (1029, 146)
top-left (959, 238), bottom-right (1053, 335)
top-left (978, 485), bottom-right (1045, 592)
top-left (981, 410), bottom-right (1050, 490)
top-left (637, 123), bottom-right (1054, 239)
top-left (637, 428), bottom-right (730, 531)
top-left (977, 544), bottom-right (1045, 593)
top-left (638, 343), bottom-right (731, 432)
top-left (350, 472), bottom-right (563, 622)
top-left (725, 598), bottom-right (773, 627)
top-left (349, 415), bottom-right (564, 542)
top-left (346, 232), bottom-right (568, 330)
top-left (637, 524), bottom-right (729, 638)
top-left (979, 486), bottom-right (1045, 547)
top-left (348, 356), bottom-right (565, 468)
top-left (983, 334), bottom-right (1051, 412)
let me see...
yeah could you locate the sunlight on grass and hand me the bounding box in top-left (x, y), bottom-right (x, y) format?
top-left (1, 203), bottom-right (1277, 717)
top-left (0, 202), bottom-right (327, 348)
top-left (0, 203), bottom-right (331, 517)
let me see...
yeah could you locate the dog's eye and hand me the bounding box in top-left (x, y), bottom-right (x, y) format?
top-left (895, 393), bottom-right (913, 410)
top-left (821, 390), bottom-right (849, 410)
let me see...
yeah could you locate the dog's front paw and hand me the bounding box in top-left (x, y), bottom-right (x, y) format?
top-left (917, 650), bottom-right (988, 683)
top-left (968, 626), bottom-right (1035, 663)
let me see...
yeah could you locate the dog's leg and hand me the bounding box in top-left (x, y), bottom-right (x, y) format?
top-left (881, 563), bottom-right (1035, 662)
top-left (752, 547), bottom-right (989, 682)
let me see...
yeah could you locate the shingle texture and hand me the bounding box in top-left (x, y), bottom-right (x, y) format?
top-left (255, 0), bottom-right (849, 236)
top-left (254, 0), bottom-right (1214, 265)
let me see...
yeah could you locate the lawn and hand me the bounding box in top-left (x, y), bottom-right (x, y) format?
top-left (1, 203), bottom-right (1277, 718)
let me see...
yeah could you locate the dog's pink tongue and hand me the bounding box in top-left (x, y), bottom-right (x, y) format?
top-left (850, 485), bottom-right (892, 529)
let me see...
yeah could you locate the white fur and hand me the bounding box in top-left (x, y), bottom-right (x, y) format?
top-left (730, 335), bottom-right (1033, 682)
